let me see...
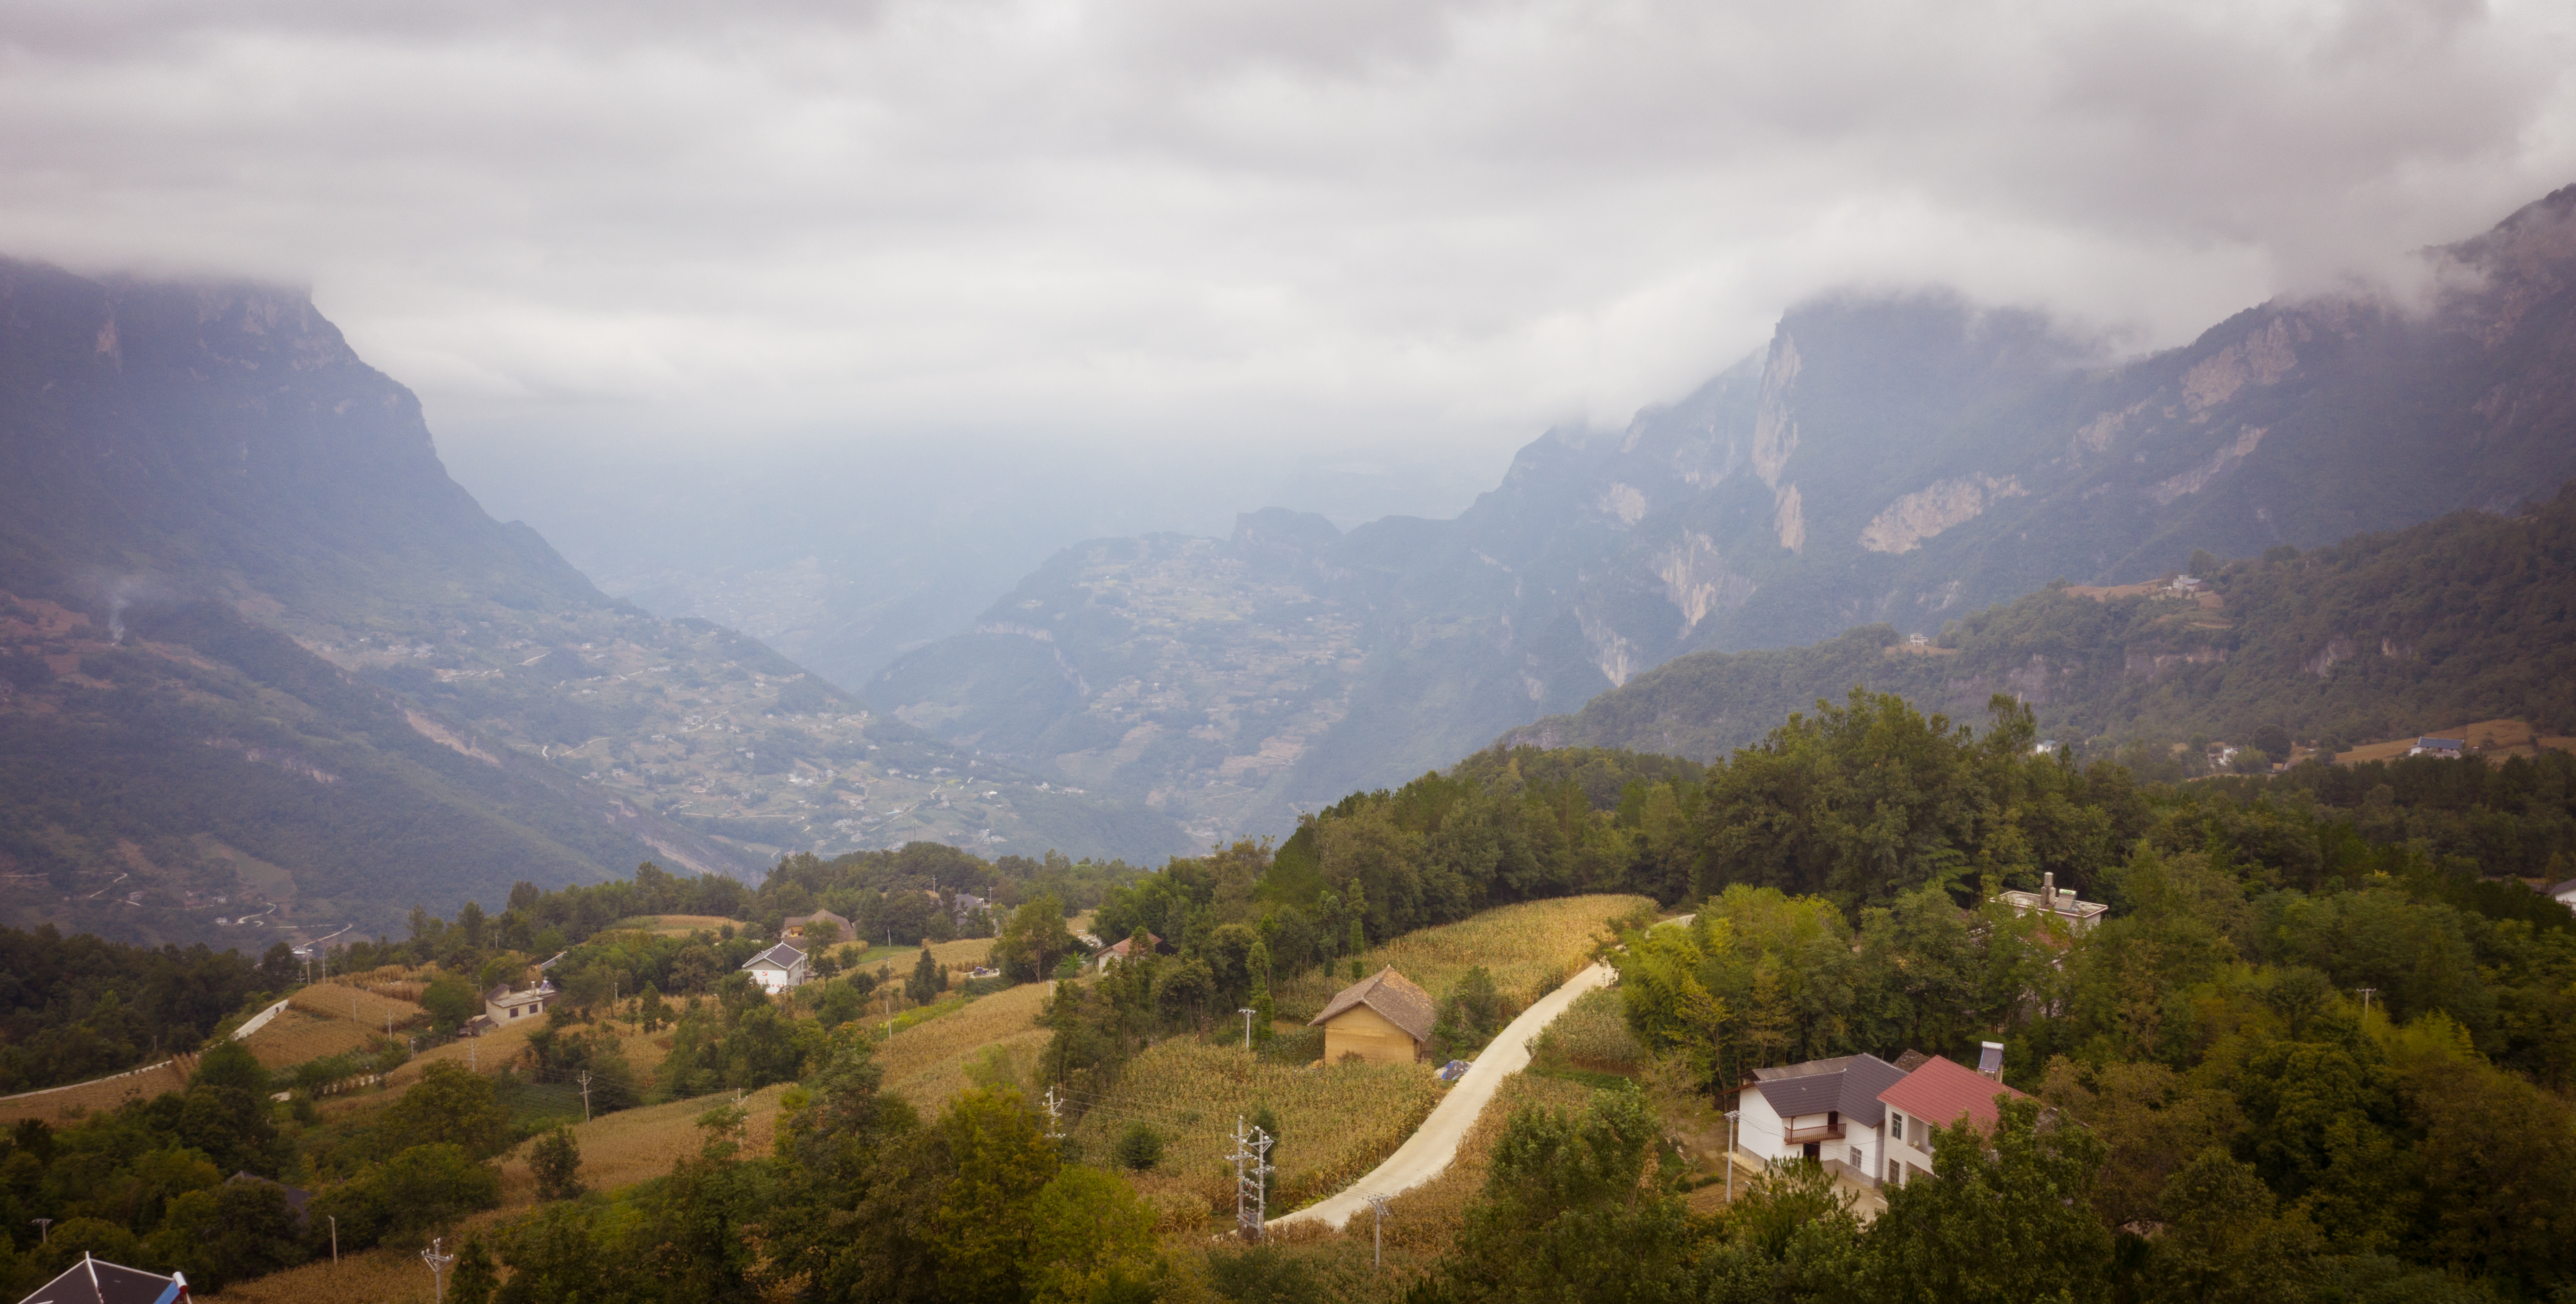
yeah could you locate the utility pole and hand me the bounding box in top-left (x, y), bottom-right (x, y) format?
top-left (1042, 1086), bottom-right (1063, 1141)
top-left (1228, 1116), bottom-right (1275, 1242)
top-left (2356, 987), bottom-right (2377, 1016)
top-left (31, 1219), bottom-right (50, 1245)
top-left (579, 1071), bottom-right (593, 1122)
top-left (1238, 1007), bottom-right (1256, 1051)
top-left (328, 1215), bottom-right (338, 1265)
top-left (422, 1237), bottom-right (456, 1302)
top-left (1723, 1109), bottom-right (1742, 1204)
top-left (1366, 1194), bottom-right (1392, 1271)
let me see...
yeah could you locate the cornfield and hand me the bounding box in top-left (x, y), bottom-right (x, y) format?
top-left (0, 1060), bottom-right (190, 1125)
top-left (1274, 894), bottom-right (1653, 1021)
top-left (207, 1246), bottom-right (451, 1304)
top-left (878, 981), bottom-right (1054, 1105)
top-left (489, 1081), bottom-right (796, 1208)
top-left (605, 913), bottom-right (752, 936)
top-left (1063, 1039), bottom-right (1441, 1226)
top-left (1530, 986), bottom-right (1644, 1073)
top-left (238, 1007), bottom-right (382, 1069)
top-left (290, 981), bottom-right (427, 1032)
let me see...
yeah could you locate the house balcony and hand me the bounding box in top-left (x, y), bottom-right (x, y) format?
top-left (1781, 1122), bottom-right (1845, 1145)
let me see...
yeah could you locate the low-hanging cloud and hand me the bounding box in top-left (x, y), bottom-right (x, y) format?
top-left (3, 0), bottom-right (2571, 459)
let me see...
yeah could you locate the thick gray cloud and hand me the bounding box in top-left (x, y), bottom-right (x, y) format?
top-left (3, 0), bottom-right (2570, 463)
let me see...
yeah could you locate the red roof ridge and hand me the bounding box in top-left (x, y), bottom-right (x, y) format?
top-left (1877, 1053), bottom-right (2028, 1133)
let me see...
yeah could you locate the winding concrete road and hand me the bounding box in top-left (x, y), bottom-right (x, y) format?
top-left (1270, 959), bottom-right (1618, 1230)
top-left (1272, 914), bottom-right (1691, 1232)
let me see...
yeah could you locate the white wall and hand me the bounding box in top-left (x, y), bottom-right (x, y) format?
top-left (1737, 1089), bottom-right (1786, 1160)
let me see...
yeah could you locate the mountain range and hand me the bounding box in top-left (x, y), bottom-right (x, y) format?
top-left (866, 184), bottom-right (2576, 842)
top-left (0, 259), bottom-right (1191, 948)
top-left (1501, 481), bottom-right (2576, 768)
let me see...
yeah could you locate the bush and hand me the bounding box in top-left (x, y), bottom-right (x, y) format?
top-left (1111, 1121), bottom-right (1164, 1172)
top-left (530, 1124), bottom-right (585, 1201)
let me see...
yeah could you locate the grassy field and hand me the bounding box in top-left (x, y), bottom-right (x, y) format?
top-left (1274, 894), bottom-right (1653, 1022)
top-left (1068, 1039), bottom-right (1441, 1228)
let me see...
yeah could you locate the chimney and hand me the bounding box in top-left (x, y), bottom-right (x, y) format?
top-left (1978, 1041), bottom-right (2005, 1079)
top-left (2041, 872), bottom-right (2056, 909)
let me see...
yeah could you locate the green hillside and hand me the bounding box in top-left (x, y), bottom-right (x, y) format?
top-left (1506, 480), bottom-right (2576, 774)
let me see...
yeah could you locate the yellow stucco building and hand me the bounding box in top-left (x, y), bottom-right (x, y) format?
top-left (1309, 966), bottom-right (1436, 1065)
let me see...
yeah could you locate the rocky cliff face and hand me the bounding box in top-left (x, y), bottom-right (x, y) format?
top-left (878, 186), bottom-right (2576, 837)
top-left (0, 260), bottom-right (1189, 946)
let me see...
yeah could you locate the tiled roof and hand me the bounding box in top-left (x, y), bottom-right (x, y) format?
top-left (1309, 966), bottom-right (1437, 1041)
top-left (1890, 1049), bottom-right (1931, 1073)
top-left (1101, 932), bottom-right (1162, 958)
top-left (742, 942), bottom-right (806, 970)
top-left (1878, 1054), bottom-right (2028, 1134)
top-left (784, 910), bottom-right (853, 936)
top-left (19, 1253), bottom-right (190, 1304)
top-left (1749, 1053), bottom-right (1907, 1125)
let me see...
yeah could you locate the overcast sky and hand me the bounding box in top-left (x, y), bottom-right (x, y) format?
top-left (6, 0), bottom-right (2574, 470)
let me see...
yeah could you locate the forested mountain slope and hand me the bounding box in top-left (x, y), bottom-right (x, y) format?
top-left (0, 260), bottom-right (1189, 947)
top-left (1503, 480), bottom-right (2576, 768)
top-left (872, 185), bottom-right (2576, 842)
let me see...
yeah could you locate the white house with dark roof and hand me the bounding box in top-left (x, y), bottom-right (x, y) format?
top-left (2409, 736), bottom-right (2466, 758)
top-left (741, 941), bottom-right (809, 993)
top-left (18, 1252), bottom-right (191, 1304)
top-left (1733, 1052), bottom-right (1909, 1185)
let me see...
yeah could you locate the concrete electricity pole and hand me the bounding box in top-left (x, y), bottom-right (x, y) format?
top-left (1723, 1109), bottom-right (1742, 1204)
top-left (1366, 1194), bottom-right (1392, 1271)
top-left (1239, 1007), bottom-right (1256, 1051)
top-left (421, 1237), bottom-right (456, 1302)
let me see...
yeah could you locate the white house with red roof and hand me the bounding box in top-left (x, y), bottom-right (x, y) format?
top-left (1876, 1044), bottom-right (2026, 1188)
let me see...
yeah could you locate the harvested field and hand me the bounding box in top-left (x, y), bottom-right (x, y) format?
top-left (879, 981), bottom-right (1054, 1106)
top-left (1275, 894), bottom-right (1653, 1021)
top-left (1067, 1039), bottom-right (1441, 1225)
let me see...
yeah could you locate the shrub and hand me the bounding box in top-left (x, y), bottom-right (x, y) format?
top-left (530, 1124), bottom-right (585, 1201)
top-left (1111, 1121), bottom-right (1165, 1172)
